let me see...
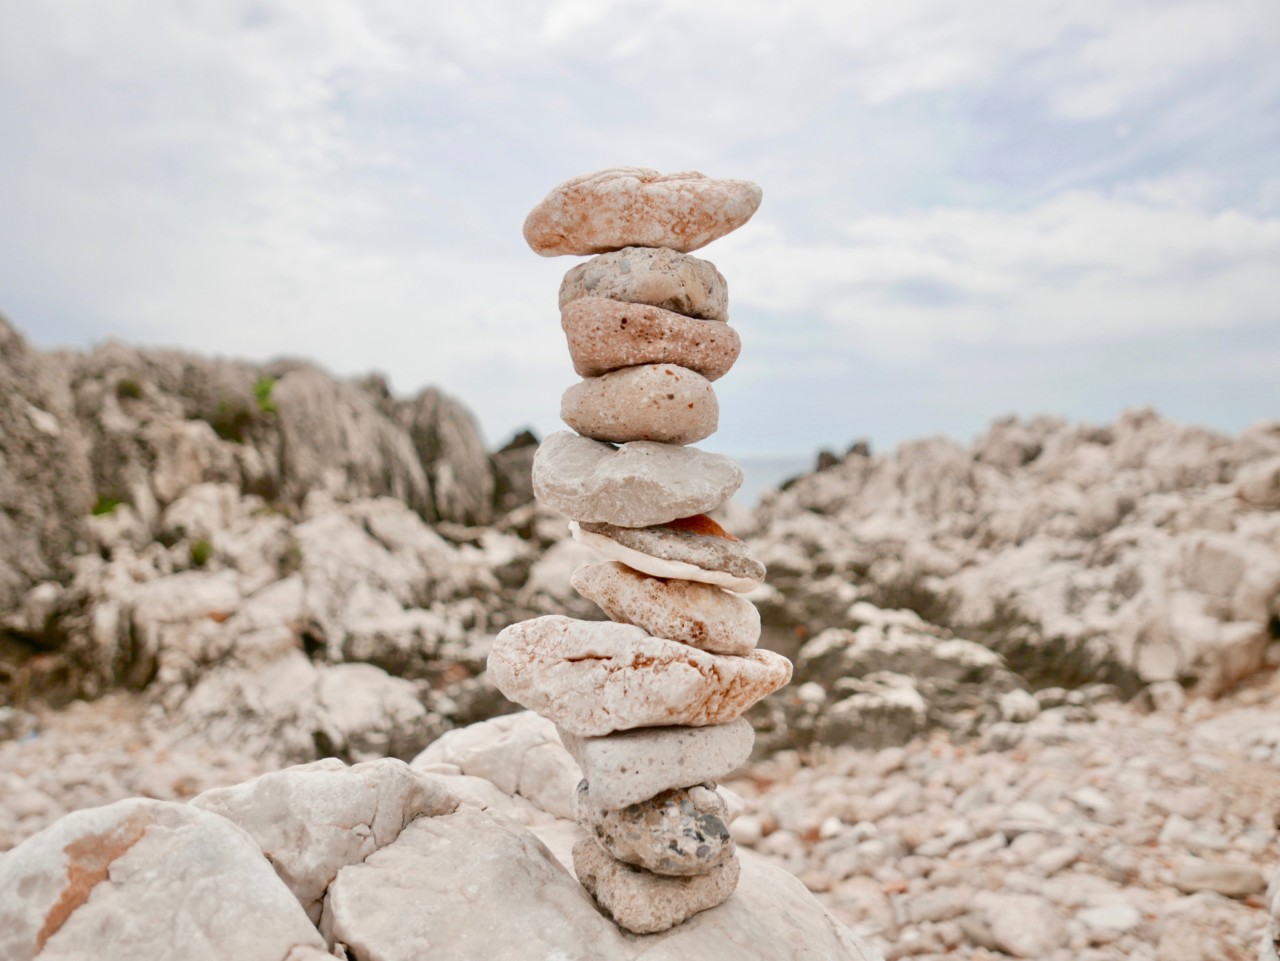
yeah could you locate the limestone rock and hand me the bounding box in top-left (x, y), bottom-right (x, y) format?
top-left (571, 561), bottom-right (761, 655)
top-left (173, 653), bottom-right (445, 766)
top-left (576, 780), bottom-right (735, 876)
top-left (321, 806), bottom-right (603, 959)
top-left (1175, 858), bottom-right (1266, 897)
top-left (577, 516), bottom-right (765, 587)
top-left (562, 364), bottom-right (719, 446)
top-left (487, 615), bottom-right (792, 737)
top-left (0, 797), bottom-right (325, 961)
top-left (524, 167), bottom-right (762, 256)
top-left (562, 298), bottom-right (740, 381)
top-left (490, 428), bottom-right (539, 514)
top-left (751, 409), bottom-right (1280, 693)
top-left (411, 710), bottom-right (580, 820)
top-left (393, 385), bottom-right (496, 525)
top-left (787, 619), bottom-right (1023, 750)
top-left (0, 315), bottom-right (92, 610)
top-left (574, 835), bottom-right (740, 934)
top-left (973, 892), bottom-right (1067, 959)
top-left (1238, 454), bottom-right (1280, 508)
top-left (270, 365), bottom-right (437, 520)
top-left (575, 528), bottom-right (760, 592)
top-left (191, 757), bottom-right (458, 922)
top-left (560, 247), bottom-right (729, 321)
top-left (532, 431), bottom-right (743, 528)
top-left (559, 718), bottom-right (756, 810)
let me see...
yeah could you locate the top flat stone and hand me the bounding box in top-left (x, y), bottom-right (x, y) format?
top-left (524, 167), bottom-right (762, 257)
top-left (532, 431), bottom-right (743, 528)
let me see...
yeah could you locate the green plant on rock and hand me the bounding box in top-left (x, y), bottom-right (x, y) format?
top-left (190, 539), bottom-right (214, 567)
top-left (92, 496), bottom-right (122, 516)
top-left (115, 378), bottom-right (143, 400)
top-left (253, 376), bottom-right (278, 415)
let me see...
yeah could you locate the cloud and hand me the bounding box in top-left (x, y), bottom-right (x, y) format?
top-left (0, 1), bottom-right (1275, 455)
top-left (719, 190), bottom-right (1280, 361)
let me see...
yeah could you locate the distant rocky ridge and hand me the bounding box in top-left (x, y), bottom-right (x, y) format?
top-left (747, 411), bottom-right (1280, 699)
top-left (0, 314), bottom-right (551, 754)
top-left (3, 314), bottom-right (1280, 768)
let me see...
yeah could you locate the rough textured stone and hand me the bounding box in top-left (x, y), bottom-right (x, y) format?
top-left (1238, 455), bottom-right (1280, 508)
top-left (562, 298), bottom-right (740, 381)
top-left (191, 758), bottom-right (458, 922)
top-left (973, 892), bottom-right (1067, 959)
top-left (1175, 858), bottom-right (1267, 897)
top-left (576, 780), bottom-right (735, 876)
top-left (560, 247), bottom-right (729, 321)
top-left (532, 431), bottom-right (743, 528)
top-left (574, 835), bottom-right (740, 934)
top-left (559, 718), bottom-right (756, 810)
top-left (411, 710), bottom-right (580, 820)
top-left (562, 364), bottom-right (718, 446)
top-left (574, 523), bottom-right (762, 592)
top-left (487, 615), bottom-right (792, 737)
top-left (0, 315), bottom-right (92, 610)
top-left (571, 561), bottom-right (760, 655)
top-left (0, 797), bottom-right (325, 961)
top-left (393, 385), bottom-right (496, 525)
top-left (752, 409), bottom-right (1280, 694)
top-left (524, 167), bottom-right (762, 256)
top-left (321, 806), bottom-right (601, 959)
top-left (579, 515), bottom-right (764, 585)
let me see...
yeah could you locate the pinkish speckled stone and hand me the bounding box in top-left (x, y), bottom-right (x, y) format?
top-left (562, 298), bottom-right (740, 382)
top-left (524, 167), bottom-right (761, 257)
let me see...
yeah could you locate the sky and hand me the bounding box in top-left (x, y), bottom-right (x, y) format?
top-left (2, 1), bottom-right (1278, 458)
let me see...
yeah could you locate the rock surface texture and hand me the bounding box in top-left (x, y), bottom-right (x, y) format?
top-left (749, 409), bottom-right (1280, 696)
top-left (562, 363), bottom-right (719, 445)
top-left (562, 297), bottom-right (741, 381)
top-left (560, 246), bottom-right (730, 321)
top-left (0, 714), bottom-right (879, 960)
top-left (524, 166), bottom-right (762, 256)
top-left (491, 166), bottom-right (793, 934)
top-left (570, 561), bottom-right (761, 655)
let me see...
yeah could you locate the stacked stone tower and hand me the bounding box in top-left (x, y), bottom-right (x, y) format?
top-left (488, 167), bottom-right (792, 934)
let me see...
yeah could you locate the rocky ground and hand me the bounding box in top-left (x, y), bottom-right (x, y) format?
top-left (5, 668), bottom-right (1280, 959)
top-left (5, 317), bottom-right (1280, 957)
top-left (724, 671), bottom-right (1280, 961)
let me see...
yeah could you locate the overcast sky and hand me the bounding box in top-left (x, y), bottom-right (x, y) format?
top-left (2, 1), bottom-right (1278, 458)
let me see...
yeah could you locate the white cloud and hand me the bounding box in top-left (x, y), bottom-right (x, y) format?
top-left (721, 190), bottom-right (1280, 360)
top-left (0, 0), bottom-right (1276, 454)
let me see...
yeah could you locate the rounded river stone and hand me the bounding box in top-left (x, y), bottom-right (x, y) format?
top-left (570, 561), bottom-right (760, 655)
top-left (524, 166), bottom-right (762, 256)
top-left (573, 836), bottom-right (740, 935)
top-left (575, 779), bottom-right (735, 877)
top-left (562, 298), bottom-right (740, 382)
top-left (561, 364), bottom-right (718, 446)
top-left (559, 247), bottom-right (728, 322)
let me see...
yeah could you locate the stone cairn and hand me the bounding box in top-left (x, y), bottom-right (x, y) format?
top-left (488, 168), bottom-right (793, 934)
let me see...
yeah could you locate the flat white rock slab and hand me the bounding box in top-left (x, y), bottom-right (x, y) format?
top-left (533, 431), bottom-right (742, 528)
top-left (560, 717), bottom-right (755, 810)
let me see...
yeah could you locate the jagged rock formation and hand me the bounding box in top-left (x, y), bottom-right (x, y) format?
top-left (0, 316), bottom-right (92, 610)
top-left (749, 410), bottom-right (1280, 696)
top-left (0, 319), bottom-right (546, 741)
